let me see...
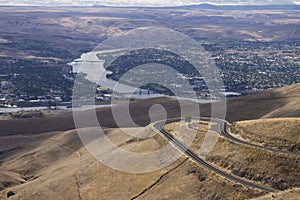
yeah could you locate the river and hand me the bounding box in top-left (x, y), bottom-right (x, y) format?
top-left (0, 105), bottom-right (115, 113)
top-left (70, 50), bottom-right (218, 103)
top-left (1, 50), bottom-right (217, 113)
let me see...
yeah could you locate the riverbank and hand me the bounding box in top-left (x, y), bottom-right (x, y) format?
top-left (0, 104), bottom-right (115, 114)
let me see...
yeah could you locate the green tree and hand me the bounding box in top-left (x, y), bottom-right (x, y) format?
top-left (184, 115), bottom-right (192, 128)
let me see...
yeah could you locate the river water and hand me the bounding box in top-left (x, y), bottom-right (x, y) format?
top-left (72, 51), bottom-right (138, 93)
top-left (70, 50), bottom-right (218, 102)
top-left (0, 105), bottom-right (115, 113)
top-left (1, 50), bottom-right (217, 113)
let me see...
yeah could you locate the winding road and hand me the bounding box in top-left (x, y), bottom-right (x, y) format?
top-left (201, 117), bottom-right (300, 157)
top-left (154, 119), bottom-right (276, 192)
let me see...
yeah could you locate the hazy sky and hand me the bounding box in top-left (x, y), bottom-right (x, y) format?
top-left (0, 0), bottom-right (299, 6)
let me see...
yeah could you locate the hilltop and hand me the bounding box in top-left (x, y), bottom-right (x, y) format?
top-left (226, 82), bottom-right (300, 121)
top-left (159, 4), bottom-right (300, 10)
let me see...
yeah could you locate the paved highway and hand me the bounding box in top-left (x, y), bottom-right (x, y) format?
top-left (154, 119), bottom-right (276, 192)
top-left (201, 117), bottom-right (300, 157)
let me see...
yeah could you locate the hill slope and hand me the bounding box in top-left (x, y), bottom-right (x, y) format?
top-left (0, 128), bottom-right (264, 199)
top-left (226, 83), bottom-right (300, 121)
top-left (0, 83), bottom-right (299, 199)
top-left (0, 83), bottom-right (299, 136)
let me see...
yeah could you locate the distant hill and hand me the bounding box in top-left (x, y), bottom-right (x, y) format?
top-left (179, 4), bottom-right (300, 10)
top-left (109, 4), bottom-right (300, 10)
top-left (74, 4), bottom-right (300, 10)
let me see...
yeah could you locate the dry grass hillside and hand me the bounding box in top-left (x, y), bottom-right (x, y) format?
top-left (206, 137), bottom-right (300, 190)
top-left (226, 83), bottom-right (300, 121)
top-left (0, 127), bottom-right (265, 200)
top-left (0, 84), bottom-right (299, 199)
top-left (1, 83), bottom-right (300, 136)
top-left (166, 119), bottom-right (300, 190)
top-left (251, 188), bottom-right (300, 200)
top-left (230, 118), bottom-right (300, 153)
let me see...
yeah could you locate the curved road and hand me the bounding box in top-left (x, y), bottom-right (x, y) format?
top-left (154, 119), bottom-right (276, 192)
top-left (201, 117), bottom-right (299, 157)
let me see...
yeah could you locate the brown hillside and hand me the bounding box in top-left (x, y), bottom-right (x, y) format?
top-left (226, 83), bottom-right (300, 121)
top-left (232, 118), bottom-right (300, 153)
top-left (251, 188), bottom-right (300, 200)
top-left (0, 127), bottom-right (264, 199)
top-left (0, 83), bottom-right (299, 136)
